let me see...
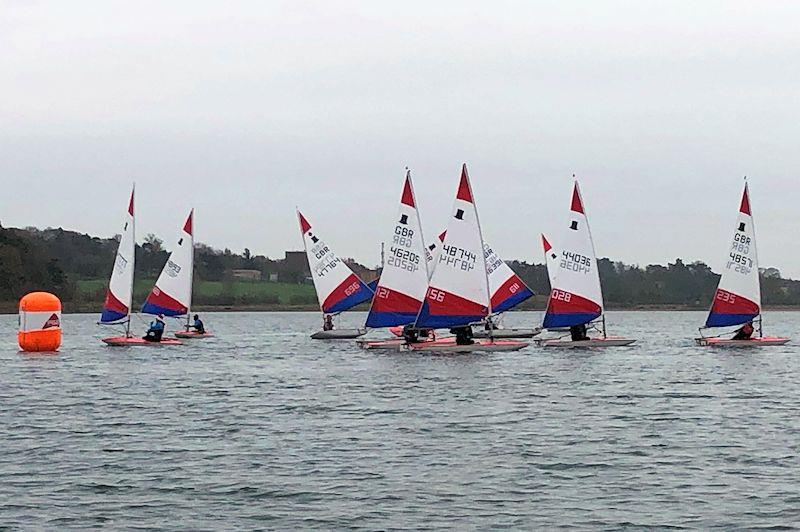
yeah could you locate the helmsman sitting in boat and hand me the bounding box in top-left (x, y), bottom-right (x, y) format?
top-left (732, 321), bottom-right (755, 341)
top-left (450, 326), bottom-right (475, 346)
top-left (322, 314), bottom-right (334, 331)
top-left (144, 315), bottom-right (165, 342)
top-left (190, 314), bottom-right (205, 334)
top-left (570, 323), bottom-right (589, 341)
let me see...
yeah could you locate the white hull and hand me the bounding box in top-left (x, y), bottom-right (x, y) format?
top-left (311, 328), bottom-right (367, 340)
top-left (537, 337), bottom-right (636, 348)
top-left (696, 337), bottom-right (790, 347)
top-left (473, 327), bottom-right (541, 339)
top-left (408, 339), bottom-right (528, 352)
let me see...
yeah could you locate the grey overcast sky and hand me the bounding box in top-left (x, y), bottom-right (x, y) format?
top-left (2, 1), bottom-right (799, 276)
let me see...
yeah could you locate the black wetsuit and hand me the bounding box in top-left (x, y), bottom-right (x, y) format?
top-left (451, 326), bottom-right (474, 345)
top-left (570, 324), bottom-right (588, 341)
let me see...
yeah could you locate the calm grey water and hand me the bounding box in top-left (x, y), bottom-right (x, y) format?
top-left (1, 311), bottom-right (799, 530)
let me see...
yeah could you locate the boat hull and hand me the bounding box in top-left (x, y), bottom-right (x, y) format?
top-left (537, 337), bottom-right (636, 348)
top-left (102, 336), bottom-right (183, 346)
top-left (174, 331), bottom-right (214, 339)
top-left (358, 336), bottom-right (440, 350)
top-left (311, 328), bottom-right (367, 340)
top-left (408, 338), bottom-right (528, 352)
top-left (473, 327), bottom-right (541, 339)
top-left (695, 336), bottom-right (790, 347)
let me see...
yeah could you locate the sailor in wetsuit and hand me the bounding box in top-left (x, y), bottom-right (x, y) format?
top-left (570, 323), bottom-right (588, 341)
top-left (732, 321), bottom-right (755, 340)
top-left (322, 314), bottom-right (334, 331)
top-left (451, 325), bottom-right (474, 346)
top-left (190, 314), bottom-right (205, 334)
top-left (402, 324), bottom-right (420, 343)
top-left (144, 315), bottom-right (165, 342)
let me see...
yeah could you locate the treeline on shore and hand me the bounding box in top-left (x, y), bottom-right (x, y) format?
top-left (2, 224), bottom-right (800, 312)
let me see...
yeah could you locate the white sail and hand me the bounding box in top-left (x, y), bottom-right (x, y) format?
top-left (366, 171), bottom-right (430, 327)
top-left (543, 180), bottom-right (604, 329)
top-left (705, 182), bottom-right (761, 328)
top-left (298, 210), bottom-right (373, 314)
top-left (142, 210), bottom-right (195, 317)
top-left (415, 164), bottom-right (490, 328)
top-left (100, 186), bottom-right (135, 324)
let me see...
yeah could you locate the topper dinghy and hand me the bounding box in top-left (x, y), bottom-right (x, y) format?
top-left (140, 210), bottom-right (205, 340)
top-left (298, 210), bottom-right (373, 339)
top-left (412, 164), bottom-right (528, 352)
top-left (537, 180), bottom-right (635, 348)
top-left (99, 188), bottom-right (182, 346)
top-left (695, 182), bottom-right (789, 346)
top-left (360, 170), bottom-right (438, 349)
top-left (428, 230), bottom-right (538, 339)
top-left (142, 210), bottom-right (213, 339)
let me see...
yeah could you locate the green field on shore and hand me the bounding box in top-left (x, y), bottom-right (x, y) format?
top-left (75, 279), bottom-right (319, 307)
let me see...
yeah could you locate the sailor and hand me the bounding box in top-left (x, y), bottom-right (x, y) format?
top-left (322, 314), bottom-right (334, 331)
top-left (732, 321), bottom-right (755, 340)
top-left (144, 315), bottom-right (165, 342)
top-left (451, 325), bottom-right (474, 346)
top-left (190, 314), bottom-right (205, 334)
top-left (402, 324), bottom-right (420, 343)
top-left (570, 323), bottom-right (588, 341)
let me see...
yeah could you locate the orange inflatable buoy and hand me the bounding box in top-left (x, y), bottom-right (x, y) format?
top-left (18, 292), bottom-right (62, 352)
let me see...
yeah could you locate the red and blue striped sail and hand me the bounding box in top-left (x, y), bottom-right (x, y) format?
top-left (705, 183), bottom-right (761, 328)
top-left (100, 187), bottom-right (136, 323)
top-left (484, 242), bottom-right (533, 314)
top-left (366, 171), bottom-right (430, 328)
top-left (298, 210), bottom-right (373, 314)
top-left (543, 181), bottom-right (604, 329)
top-left (415, 164), bottom-right (490, 329)
top-left (142, 211), bottom-right (194, 317)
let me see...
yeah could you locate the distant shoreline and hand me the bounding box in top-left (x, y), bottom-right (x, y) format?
top-left (3, 302), bottom-right (800, 315)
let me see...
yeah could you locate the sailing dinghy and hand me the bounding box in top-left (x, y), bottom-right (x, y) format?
top-left (298, 210), bottom-right (374, 339)
top-left (536, 180), bottom-right (635, 348)
top-left (426, 230), bottom-right (537, 338)
top-left (141, 210), bottom-right (213, 339)
top-left (100, 187), bottom-right (182, 346)
top-left (359, 171), bottom-right (438, 350)
top-left (695, 182), bottom-right (789, 346)
top-left (410, 164), bottom-right (528, 352)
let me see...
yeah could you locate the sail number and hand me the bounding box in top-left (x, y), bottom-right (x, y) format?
top-left (393, 226), bottom-right (415, 248)
top-left (428, 288), bottom-right (446, 302)
top-left (560, 251), bottom-right (592, 274)
top-left (440, 244), bottom-right (476, 271)
top-left (728, 233), bottom-right (753, 273)
top-left (551, 289), bottom-right (572, 302)
top-left (727, 252), bottom-right (753, 274)
top-left (388, 246), bottom-right (420, 272)
top-left (484, 244), bottom-right (502, 275)
top-left (716, 290), bottom-right (736, 304)
top-left (344, 281), bottom-right (361, 296)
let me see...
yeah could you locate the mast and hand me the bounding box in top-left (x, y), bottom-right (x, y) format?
top-left (574, 177), bottom-right (605, 336)
top-left (465, 164), bottom-right (493, 339)
top-left (186, 208), bottom-right (194, 331)
top-left (126, 184), bottom-right (135, 337)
